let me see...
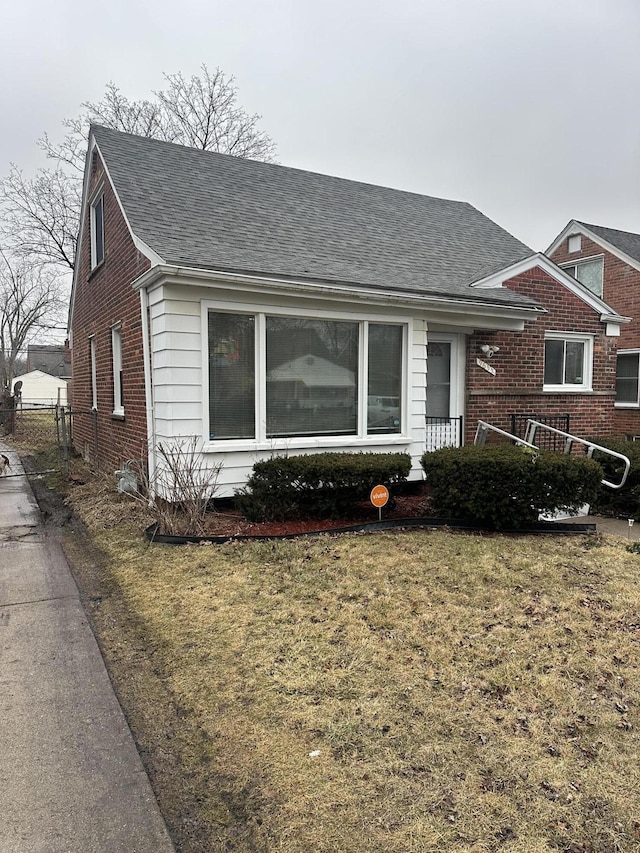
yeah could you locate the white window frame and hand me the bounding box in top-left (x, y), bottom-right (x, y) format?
top-left (615, 349), bottom-right (640, 408)
top-left (543, 331), bottom-right (593, 392)
top-left (90, 191), bottom-right (105, 269)
top-left (89, 335), bottom-right (98, 410)
top-left (201, 300), bottom-right (410, 452)
top-left (559, 255), bottom-right (604, 297)
top-left (111, 323), bottom-right (124, 416)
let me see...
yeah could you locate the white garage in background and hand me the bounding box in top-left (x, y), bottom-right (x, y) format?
top-left (12, 370), bottom-right (68, 406)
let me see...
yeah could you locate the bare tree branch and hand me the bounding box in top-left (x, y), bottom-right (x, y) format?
top-left (0, 65), bottom-right (277, 277)
top-left (0, 249), bottom-right (67, 387)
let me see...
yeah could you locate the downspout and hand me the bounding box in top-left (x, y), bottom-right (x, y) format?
top-left (140, 286), bottom-right (156, 494)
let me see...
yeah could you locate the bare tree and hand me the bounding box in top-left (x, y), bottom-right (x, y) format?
top-left (1, 65), bottom-right (277, 275)
top-left (0, 249), bottom-right (66, 388)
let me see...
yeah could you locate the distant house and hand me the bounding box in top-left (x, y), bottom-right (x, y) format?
top-left (547, 221), bottom-right (640, 437)
top-left (12, 370), bottom-right (68, 406)
top-left (68, 126), bottom-right (627, 495)
top-left (26, 344), bottom-right (71, 379)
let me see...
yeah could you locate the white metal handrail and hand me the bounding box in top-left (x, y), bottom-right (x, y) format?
top-left (523, 420), bottom-right (630, 490)
top-left (474, 419), bottom-right (630, 491)
top-left (474, 420), bottom-right (539, 450)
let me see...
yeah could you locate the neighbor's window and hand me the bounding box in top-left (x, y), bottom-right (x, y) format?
top-left (111, 324), bottom-right (124, 415)
top-left (208, 312), bottom-right (255, 439)
top-left (89, 336), bottom-right (97, 410)
top-left (90, 193), bottom-right (105, 269)
top-left (616, 352), bottom-right (640, 406)
top-left (207, 309), bottom-right (405, 442)
top-left (560, 256), bottom-right (603, 298)
top-left (543, 333), bottom-right (593, 391)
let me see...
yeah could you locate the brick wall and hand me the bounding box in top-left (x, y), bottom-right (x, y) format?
top-left (70, 152), bottom-right (151, 471)
top-left (550, 232), bottom-right (640, 436)
top-left (465, 266), bottom-right (617, 443)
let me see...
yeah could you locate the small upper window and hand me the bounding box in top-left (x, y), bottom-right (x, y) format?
top-left (90, 194), bottom-right (105, 269)
top-left (568, 234), bottom-right (581, 253)
top-left (560, 257), bottom-right (603, 298)
top-left (543, 333), bottom-right (593, 391)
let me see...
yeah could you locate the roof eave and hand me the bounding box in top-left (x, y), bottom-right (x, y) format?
top-left (132, 264), bottom-right (544, 328)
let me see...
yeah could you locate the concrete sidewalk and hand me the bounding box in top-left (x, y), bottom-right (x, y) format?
top-left (0, 445), bottom-right (174, 853)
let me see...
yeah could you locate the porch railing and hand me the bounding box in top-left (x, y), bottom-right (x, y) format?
top-left (425, 416), bottom-right (464, 451)
top-left (510, 413), bottom-right (570, 452)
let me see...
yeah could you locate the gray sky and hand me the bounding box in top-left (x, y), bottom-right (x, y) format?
top-left (2, 0), bottom-right (639, 251)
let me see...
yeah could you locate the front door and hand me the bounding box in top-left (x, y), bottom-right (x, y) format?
top-left (426, 335), bottom-right (463, 450)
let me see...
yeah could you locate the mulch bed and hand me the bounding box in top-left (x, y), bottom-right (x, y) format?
top-left (196, 484), bottom-right (434, 538)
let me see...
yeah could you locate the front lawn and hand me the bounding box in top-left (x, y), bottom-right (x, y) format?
top-left (62, 484), bottom-right (640, 852)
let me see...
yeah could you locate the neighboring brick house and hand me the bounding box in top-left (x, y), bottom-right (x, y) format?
top-left (68, 126), bottom-right (627, 495)
top-left (547, 221), bottom-right (640, 437)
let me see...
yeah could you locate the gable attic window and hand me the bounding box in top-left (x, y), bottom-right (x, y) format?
top-left (90, 193), bottom-right (105, 269)
top-left (568, 234), bottom-right (581, 253)
top-left (543, 332), bottom-right (593, 392)
top-left (615, 351), bottom-right (640, 407)
top-left (560, 256), bottom-right (604, 298)
top-left (207, 306), bottom-right (406, 443)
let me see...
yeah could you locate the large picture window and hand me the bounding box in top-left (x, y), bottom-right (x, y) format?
top-left (207, 309), bottom-right (406, 442)
top-left (543, 333), bottom-right (593, 391)
top-left (266, 317), bottom-right (358, 437)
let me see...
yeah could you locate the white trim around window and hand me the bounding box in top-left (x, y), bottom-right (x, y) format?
top-left (89, 335), bottom-right (98, 411)
top-left (111, 323), bottom-right (124, 416)
top-left (615, 349), bottom-right (640, 408)
top-left (90, 190), bottom-right (105, 269)
top-left (543, 331), bottom-right (594, 392)
top-left (201, 300), bottom-right (410, 451)
top-left (559, 255), bottom-right (604, 298)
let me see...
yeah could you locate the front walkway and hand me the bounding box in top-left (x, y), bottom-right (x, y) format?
top-left (0, 443), bottom-right (174, 853)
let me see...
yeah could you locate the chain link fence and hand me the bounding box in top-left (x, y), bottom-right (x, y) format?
top-left (0, 402), bottom-right (100, 476)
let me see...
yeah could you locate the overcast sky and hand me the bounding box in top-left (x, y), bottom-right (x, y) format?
top-left (2, 0), bottom-right (639, 251)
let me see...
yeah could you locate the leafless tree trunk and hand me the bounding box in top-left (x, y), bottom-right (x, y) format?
top-left (0, 249), bottom-right (66, 388)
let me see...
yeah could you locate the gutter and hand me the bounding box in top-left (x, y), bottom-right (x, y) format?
top-left (130, 264), bottom-right (545, 322)
top-left (139, 287), bottom-right (156, 493)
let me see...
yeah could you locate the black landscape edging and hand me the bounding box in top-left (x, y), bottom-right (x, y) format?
top-left (144, 516), bottom-right (597, 545)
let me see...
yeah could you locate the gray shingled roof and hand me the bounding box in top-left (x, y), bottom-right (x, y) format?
top-left (578, 222), bottom-right (640, 265)
top-left (92, 125), bottom-right (537, 308)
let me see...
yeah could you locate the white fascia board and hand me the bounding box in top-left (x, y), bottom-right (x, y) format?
top-left (545, 220), bottom-right (582, 257)
top-left (96, 144), bottom-right (164, 267)
top-left (68, 140), bottom-right (95, 333)
top-left (471, 252), bottom-right (629, 329)
top-left (131, 264), bottom-right (542, 329)
top-left (547, 220), bottom-right (640, 275)
top-left (68, 132), bottom-right (164, 333)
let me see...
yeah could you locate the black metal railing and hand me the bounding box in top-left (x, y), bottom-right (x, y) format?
top-left (510, 413), bottom-right (570, 452)
top-left (425, 416), bottom-right (464, 451)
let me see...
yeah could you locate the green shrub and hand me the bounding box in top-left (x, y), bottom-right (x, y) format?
top-left (421, 445), bottom-right (603, 530)
top-left (236, 452), bottom-right (412, 522)
top-left (588, 437), bottom-right (640, 519)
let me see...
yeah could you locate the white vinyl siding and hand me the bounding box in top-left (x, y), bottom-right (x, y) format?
top-left (146, 283), bottom-right (432, 497)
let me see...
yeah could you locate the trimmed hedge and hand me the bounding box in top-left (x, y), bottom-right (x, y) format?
top-left (589, 437), bottom-right (640, 519)
top-left (236, 452), bottom-right (412, 521)
top-left (421, 445), bottom-right (603, 530)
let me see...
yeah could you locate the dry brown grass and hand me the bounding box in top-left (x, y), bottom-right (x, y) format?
top-left (65, 484), bottom-right (640, 853)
